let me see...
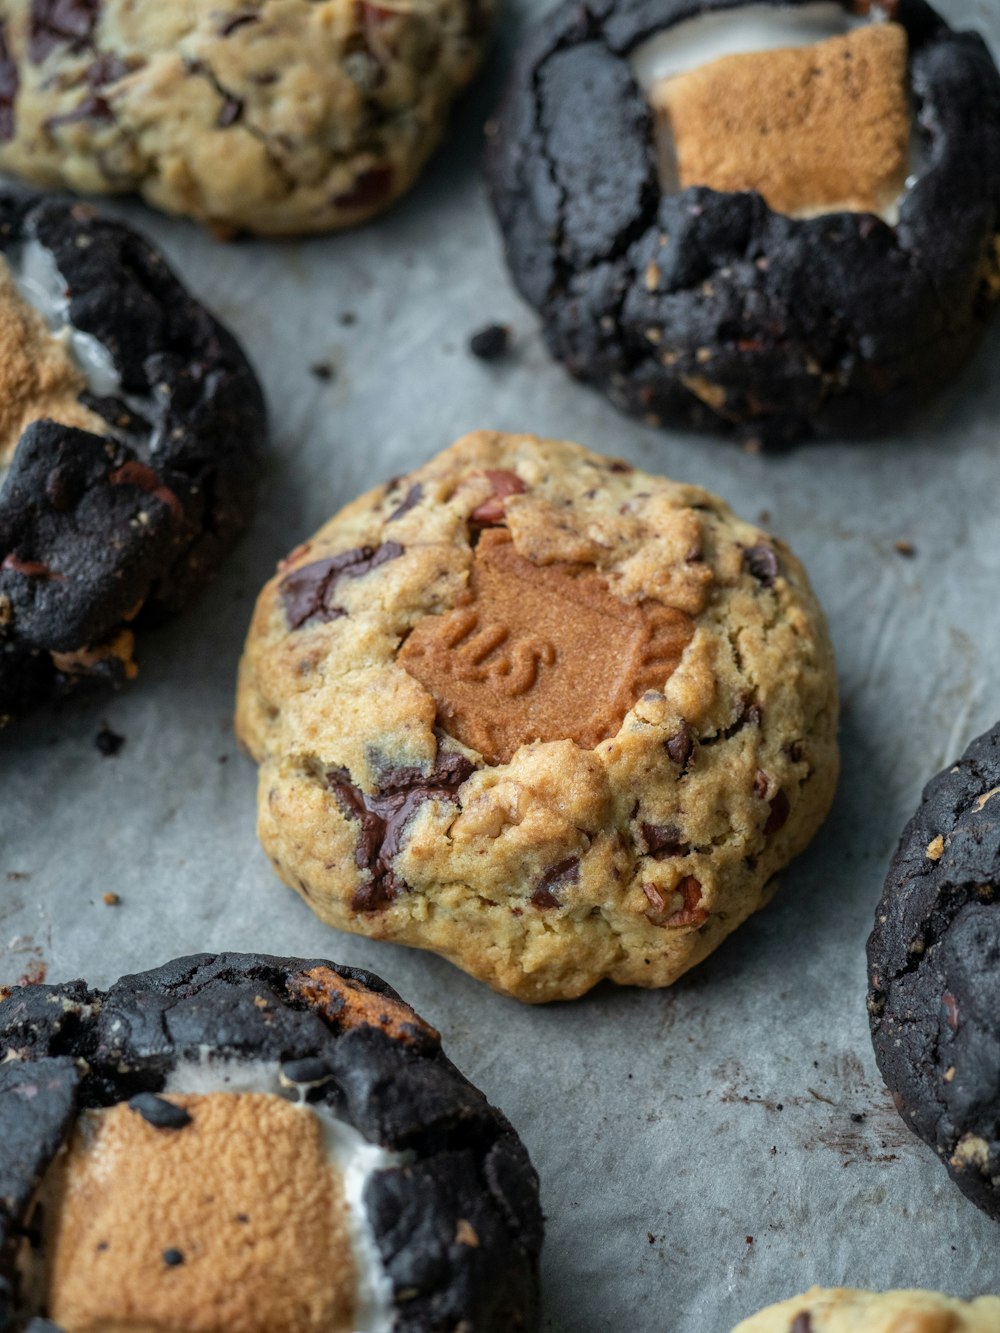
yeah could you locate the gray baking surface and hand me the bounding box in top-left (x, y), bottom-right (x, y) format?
top-left (2, 2), bottom-right (999, 1328)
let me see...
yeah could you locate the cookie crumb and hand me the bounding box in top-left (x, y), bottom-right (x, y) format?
top-left (310, 361), bottom-right (336, 383)
top-left (926, 835), bottom-right (945, 861)
top-left (340, 311), bottom-right (357, 326)
top-left (6, 870), bottom-right (30, 881)
top-left (894, 539), bottom-right (916, 557)
top-left (469, 324), bottom-right (510, 361)
top-left (95, 724), bottom-right (126, 757)
top-left (102, 892), bottom-right (121, 907)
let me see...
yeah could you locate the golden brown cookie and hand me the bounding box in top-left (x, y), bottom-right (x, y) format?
top-left (732, 1287), bottom-right (1000, 1332)
top-left (0, 0), bottom-right (492, 236)
top-left (236, 431), bottom-right (839, 1002)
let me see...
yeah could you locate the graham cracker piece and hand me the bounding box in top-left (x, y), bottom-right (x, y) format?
top-left (45, 1094), bottom-right (358, 1333)
top-left (398, 527), bottom-right (694, 764)
top-left (651, 23), bottom-right (911, 217)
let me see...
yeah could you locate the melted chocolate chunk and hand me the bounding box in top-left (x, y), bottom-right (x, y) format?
top-left (641, 823), bottom-right (689, 859)
top-left (45, 94), bottom-right (113, 129)
top-left (86, 53), bottom-right (129, 86)
top-left (29, 0), bottom-right (100, 63)
top-left (332, 166), bottom-right (393, 211)
top-left (531, 857), bottom-right (579, 909)
top-left (764, 789), bottom-right (790, 836)
top-left (665, 728), bottom-right (694, 768)
top-left (162, 1248), bottom-right (184, 1267)
top-left (328, 752), bottom-right (475, 912)
top-left (280, 1057), bottom-right (333, 1085)
top-left (744, 545), bottom-right (779, 588)
top-left (280, 542), bottom-right (404, 630)
top-left (790, 1316), bottom-right (813, 1333)
top-left (217, 96), bottom-right (243, 128)
top-left (128, 1093), bottom-right (192, 1131)
top-left (0, 24), bottom-right (17, 142)
top-left (387, 482), bottom-right (423, 522)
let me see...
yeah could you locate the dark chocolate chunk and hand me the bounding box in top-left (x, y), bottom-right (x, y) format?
top-left (745, 545), bottom-right (779, 588)
top-left (332, 166), bottom-right (393, 211)
top-left (217, 95), bottom-right (243, 128)
top-left (790, 1316), bottom-right (813, 1333)
top-left (764, 789), bottom-right (791, 836)
top-left (162, 1248), bottom-right (184, 1267)
top-left (280, 543), bottom-right (404, 630)
top-left (328, 751), bottom-right (476, 911)
top-left (868, 720), bottom-right (1000, 1223)
top-left (127, 1093), bottom-right (192, 1130)
top-left (640, 823), bottom-right (688, 859)
top-left (469, 324), bottom-right (510, 361)
top-left (665, 728), bottom-right (694, 768)
top-left (29, 0), bottom-right (100, 63)
top-left (531, 857), bottom-right (579, 909)
top-left (387, 482), bottom-right (423, 522)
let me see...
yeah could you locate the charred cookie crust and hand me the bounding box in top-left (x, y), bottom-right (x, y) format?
top-left (0, 1), bottom-right (494, 236)
top-left (867, 721), bottom-right (1000, 1223)
top-left (485, 0), bottom-right (1000, 448)
top-left (0, 192), bottom-right (264, 721)
top-left (0, 952), bottom-right (543, 1332)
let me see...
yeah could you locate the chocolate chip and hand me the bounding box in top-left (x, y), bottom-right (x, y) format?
top-left (665, 728), bottom-right (694, 768)
top-left (281, 1057), bottom-right (333, 1084)
top-left (328, 752), bottom-right (475, 912)
top-left (332, 166), bottom-right (393, 210)
top-left (162, 1248), bottom-right (184, 1267)
top-left (641, 823), bottom-right (688, 859)
top-left (387, 483), bottom-right (423, 522)
top-left (29, 0), bottom-right (100, 63)
top-left (86, 53), bottom-right (129, 86)
top-left (95, 723), bottom-right (125, 757)
top-left (280, 542), bottom-right (404, 630)
top-left (744, 544), bottom-right (779, 587)
top-left (219, 11), bottom-right (259, 36)
top-left (0, 24), bottom-right (18, 143)
top-left (790, 1316), bottom-right (813, 1333)
top-left (469, 324), bottom-right (510, 361)
top-left (764, 789), bottom-right (790, 835)
top-left (531, 857), bottom-right (579, 909)
top-left (44, 93), bottom-right (114, 130)
top-left (128, 1094), bottom-right (192, 1131)
top-left (217, 95), bottom-right (243, 128)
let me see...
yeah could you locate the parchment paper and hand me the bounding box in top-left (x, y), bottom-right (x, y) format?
top-left (2, 2), bottom-right (999, 1327)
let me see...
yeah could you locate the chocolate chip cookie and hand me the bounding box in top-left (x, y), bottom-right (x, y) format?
top-left (0, 0), bottom-right (492, 236)
top-left (236, 431), bottom-right (839, 1002)
top-left (0, 951), bottom-right (543, 1331)
top-left (485, 0), bottom-right (1000, 448)
top-left (732, 1287), bottom-right (1000, 1332)
top-left (868, 721), bottom-right (1000, 1223)
top-left (0, 192), bottom-right (264, 722)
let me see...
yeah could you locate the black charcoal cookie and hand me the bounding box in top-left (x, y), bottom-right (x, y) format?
top-left (0, 192), bottom-right (264, 721)
top-left (0, 952), bottom-right (543, 1331)
top-left (868, 721), bottom-right (1000, 1223)
top-left (485, 0), bottom-right (1000, 448)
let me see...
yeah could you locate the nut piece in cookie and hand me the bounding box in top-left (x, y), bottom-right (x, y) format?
top-left (0, 1), bottom-right (495, 236)
top-left (650, 25), bottom-right (910, 218)
top-left (486, 1), bottom-right (1000, 446)
top-left (868, 720), bottom-right (1000, 1223)
top-left (731, 1286), bottom-right (1000, 1332)
top-left (237, 430), bottom-right (840, 1002)
top-left (0, 952), bottom-right (543, 1331)
top-left (0, 192), bottom-right (265, 722)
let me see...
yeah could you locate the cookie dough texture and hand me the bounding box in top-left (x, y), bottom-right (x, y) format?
top-left (868, 721), bottom-right (1000, 1224)
top-left (485, 0), bottom-right (1000, 448)
top-left (0, 192), bottom-right (264, 721)
top-left (733, 1287), bottom-right (1000, 1332)
top-left (0, 0), bottom-right (493, 236)
top-left (237, 431), bottom-right (839, 1003)
top-left (0, 952), bottom-right (543, 1331)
